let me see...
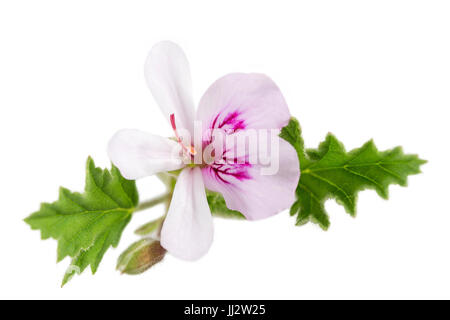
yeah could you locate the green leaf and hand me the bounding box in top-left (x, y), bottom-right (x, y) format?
top-left (281, 118), bottom-right (426, 230)
top-left (279, 117), bottom-right (306, 165)
top-left (207, 191), bottom-right (245, 219)
top-left (24, 157), bottom-right (139, 286)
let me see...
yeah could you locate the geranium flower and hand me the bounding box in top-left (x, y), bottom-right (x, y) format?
top-left (108, 41), bottom-right (300, 260)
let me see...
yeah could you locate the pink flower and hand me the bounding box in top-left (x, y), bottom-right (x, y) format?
top-left (108, 42), bottom-right (300, 261)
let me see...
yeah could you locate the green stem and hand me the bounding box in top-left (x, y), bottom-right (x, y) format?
top-left (135, 193), bottom-right (172, 213)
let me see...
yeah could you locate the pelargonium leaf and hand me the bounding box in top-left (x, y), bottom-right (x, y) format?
top-left (25, 157), bottom-right (138, 286)
top-left (281, 118), bottom-right (426, 230)
top-left (279, 117), bottom-right (306, 165)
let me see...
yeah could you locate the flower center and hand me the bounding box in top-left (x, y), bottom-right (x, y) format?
top-left (170, 113), bottom-right (197, 156)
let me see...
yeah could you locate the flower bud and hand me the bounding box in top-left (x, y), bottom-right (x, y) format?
top-left (117, 238), bottom-right (166, 275)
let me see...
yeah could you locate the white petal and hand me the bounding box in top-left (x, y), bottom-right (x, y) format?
top-left (160, 167), bottom-right (214, 261)
top-left (144, 41), bottom-right (195, 133)
top-left (107, 129), bottom-right (184, 180)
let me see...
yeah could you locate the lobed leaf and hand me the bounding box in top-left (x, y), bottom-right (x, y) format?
top-left (281, 118), bottom-right (426, 230)
top-left (25, 157), bottom-right (138, 286)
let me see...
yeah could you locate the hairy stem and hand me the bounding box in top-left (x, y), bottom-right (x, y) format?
top-left (135, 192), bottom-right (172, 213)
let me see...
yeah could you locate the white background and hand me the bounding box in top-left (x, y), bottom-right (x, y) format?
top-left (0, 0), bottom-right (449, 299)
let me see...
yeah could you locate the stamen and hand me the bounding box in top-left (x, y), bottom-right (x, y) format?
top-left (170, 113), bottom-right (197, 156)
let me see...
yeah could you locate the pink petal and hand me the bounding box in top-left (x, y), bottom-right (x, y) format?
top-left (202, 136), bottom-right (300, 221)
top-left (107, 129), bottom-right (184, 180)
top-left (197, 73), bottom-right (298, 219)
top-left (160, 167), bottom-right (214, 260)
top-left (196, 73), bottom-right (291, 135)
top-left (145, 41), bottom-right (195, 134)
